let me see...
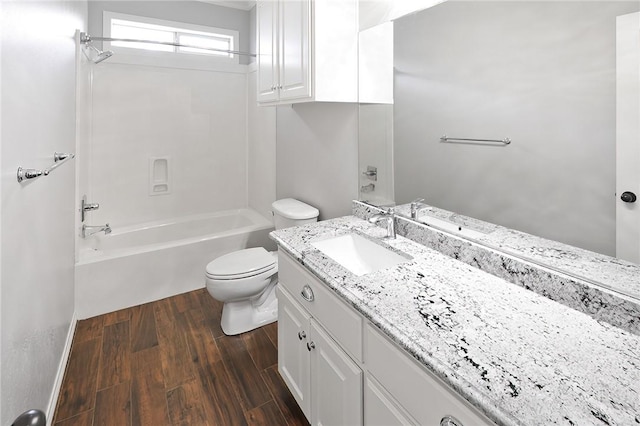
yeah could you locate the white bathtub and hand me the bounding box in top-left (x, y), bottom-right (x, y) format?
top-left (75, 208), bottom-right (275, 319)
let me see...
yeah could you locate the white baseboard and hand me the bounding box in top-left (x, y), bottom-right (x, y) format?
top-left (46, 312), bottom-right (78, 425)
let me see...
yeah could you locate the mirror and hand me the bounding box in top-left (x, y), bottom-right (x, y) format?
top-left (358, 0), bottom-right (640, 301)
top-left (359, 0), bottom-right (640, 263)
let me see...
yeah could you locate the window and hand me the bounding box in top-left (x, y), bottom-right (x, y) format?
top-left (104, 12), bottom-right (239, 62)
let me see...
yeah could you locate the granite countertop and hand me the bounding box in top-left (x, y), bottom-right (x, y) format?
top-left (270, 215), bottom-right (640, 426)
top-left (393, 203), bottom-right (640, 301)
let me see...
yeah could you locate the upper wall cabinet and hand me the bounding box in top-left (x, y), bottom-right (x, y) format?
top-left (257, 0), bottom-right (358, 105)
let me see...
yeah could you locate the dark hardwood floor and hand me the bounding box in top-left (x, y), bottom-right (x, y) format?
top-left (53, 288), bottom-right (308, 426)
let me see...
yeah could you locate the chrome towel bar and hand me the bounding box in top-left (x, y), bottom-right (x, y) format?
top-left (440, 135), bottom-right (511, 145)
top-left (17, 152), bottom-right (75, 183)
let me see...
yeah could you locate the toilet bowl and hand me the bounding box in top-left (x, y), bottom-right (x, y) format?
top-left (205, 247), bottom-right (279, 335)
top-left (205, 198), bottom-right (319, 335)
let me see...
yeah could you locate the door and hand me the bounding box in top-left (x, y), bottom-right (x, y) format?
top-left (309, 319), bottom-right (363, 426)
top-left (616, 11), bottom-right (640, 262)
top-left (279, 0), bottom-right (312, 100)
top-left (257, 0), bottom-right (279, 102)
top-left (278, 288), bottom-right (312, 420)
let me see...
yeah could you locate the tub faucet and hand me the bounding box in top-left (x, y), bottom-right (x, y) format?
top-left (82, 223), bottom-right (111, 238)
top-left (369, 207), bottom-right (396, 239)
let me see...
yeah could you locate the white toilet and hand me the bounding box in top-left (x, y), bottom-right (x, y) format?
top-left (205, 198), bottom-right (319, 335)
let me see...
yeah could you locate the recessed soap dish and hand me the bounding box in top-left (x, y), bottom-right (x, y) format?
top-left (149, 157), bottom-right (171, 196)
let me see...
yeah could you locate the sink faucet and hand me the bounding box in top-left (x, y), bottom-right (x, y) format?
top-left (82, 223), bottom-right (112, 238)
top-left (369, 208), bottom-right (396, 239)
top-left (410, 198), bottom-right (425, 219)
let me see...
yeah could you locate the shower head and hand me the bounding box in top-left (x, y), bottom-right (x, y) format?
top-left (82, 43), bottom-right (113, 64)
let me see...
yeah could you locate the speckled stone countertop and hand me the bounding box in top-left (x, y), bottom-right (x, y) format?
top-left (270, 216), bottom-right (640, 426)
top-left (393, 202), bottom-right (640, 301)
top-left (354, 202), bottom-right (640, 336)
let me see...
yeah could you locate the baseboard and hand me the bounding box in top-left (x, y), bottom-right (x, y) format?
top-left (46, 312), bottom-right (78, 425)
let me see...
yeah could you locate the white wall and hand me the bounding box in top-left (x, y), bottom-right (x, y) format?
top-left (276, 103), bottom-right (359, 220)
top-left (359, 0), bottom-right (444, 30)
top-left (86, 63), bottom-right (249, 228)
top-left (0, 1), bottom-right (87, 423)
top-left (394, 1), bottom-right (639, 256)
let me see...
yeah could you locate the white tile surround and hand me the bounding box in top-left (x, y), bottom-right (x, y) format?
top-left (270, 213), bottom-right (640, 426)
top-left (84, 63), bottom-right (250, 228)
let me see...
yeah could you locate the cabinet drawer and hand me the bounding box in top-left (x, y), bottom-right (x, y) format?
top-left (278, 250), bottom-right (363, 362)
top-left (365, 376), bottom-right (417, 426)
top-left (365, 323), bottom-right (494, 426)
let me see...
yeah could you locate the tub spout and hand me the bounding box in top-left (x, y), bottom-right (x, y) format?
top-left (82, 223), bottom-right (111, 238)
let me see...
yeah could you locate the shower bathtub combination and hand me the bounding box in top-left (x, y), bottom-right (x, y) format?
top-left (75, 208), bottom-right (274, 319)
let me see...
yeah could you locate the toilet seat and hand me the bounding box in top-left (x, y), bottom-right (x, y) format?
top-left (206, 247), bottom-right (276, 280)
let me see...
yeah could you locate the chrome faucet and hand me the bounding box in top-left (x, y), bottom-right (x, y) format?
top-left (410, 198), bottom-right (425, 219)
top-left (80, 195), bottom-right (100, 222)
top-left (369, 207), bottom-right (396, 239)
top-left (82, 223), bottom-right (111, 238)
top-left (410, 198), bottom-right (433, 220)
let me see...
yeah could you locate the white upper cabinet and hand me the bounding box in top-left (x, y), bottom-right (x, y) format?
top-left (257, 0), bottom-right (358, 105)
top-left (257, 0), bottom-right (280, 102)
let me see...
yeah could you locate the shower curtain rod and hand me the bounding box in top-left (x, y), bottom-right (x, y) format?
top-left (80, 32), bottom-right (256, 57)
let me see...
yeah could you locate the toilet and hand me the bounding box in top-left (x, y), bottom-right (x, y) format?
top-left (205, 198), bottom-right (319, 335)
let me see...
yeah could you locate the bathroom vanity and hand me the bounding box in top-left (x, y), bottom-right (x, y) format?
top-left (277, 249), bottom-right (492, 425)
top-left (270, 208), bottom-right (640, 425)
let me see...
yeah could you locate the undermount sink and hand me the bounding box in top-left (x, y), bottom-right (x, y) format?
top-left (417, 214), bottom-right (487, 240)
top-left (311, 234), bottom-right (410, 276)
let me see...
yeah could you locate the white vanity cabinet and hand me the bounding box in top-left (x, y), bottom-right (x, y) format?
top-left (277, 251), bottom-right (363, 425)
top-left (277, 249), bottom-right (495, 426)
top-left (365, 324), bottom-right (494, 426)
top-left (256, 0), bottom-right (358, 105)
top-left (364, 376), bottom-right (417, 425)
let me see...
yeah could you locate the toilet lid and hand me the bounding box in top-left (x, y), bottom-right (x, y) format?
top-left (206, 247), bottom-right (276, 279)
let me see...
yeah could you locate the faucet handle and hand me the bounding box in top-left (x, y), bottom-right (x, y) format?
top-left (410, 198), bottom-right (425, 208)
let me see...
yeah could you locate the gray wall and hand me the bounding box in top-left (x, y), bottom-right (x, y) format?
top-left (249, 5), bottom-right (256, 64)
top-left (88, 1), bottom-right (252, 64)
top-left (1, 0), bottom-right (86, 422)
top-left (276, 103), bottom-right (359, 220)
top-left (394, 1), bottom-right (639, 256)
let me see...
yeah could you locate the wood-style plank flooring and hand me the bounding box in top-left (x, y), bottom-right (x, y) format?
top-left (53, 289), bottom-right (308, 426)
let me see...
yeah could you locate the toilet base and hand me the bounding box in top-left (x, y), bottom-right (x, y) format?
top-left (220, 284), bottom-right (278, 335)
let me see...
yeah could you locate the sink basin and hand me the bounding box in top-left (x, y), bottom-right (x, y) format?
top-left (311, 234), bottom-right (409, 276)
top-left (417, 214), bottom-right (487, 240)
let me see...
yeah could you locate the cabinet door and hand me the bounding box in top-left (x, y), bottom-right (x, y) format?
top-left (257, 0), bottom-right (279, 102)
top-left (278, 288), bottom-right (312, 420)
top-left (309, 319), bottom-right (363, 426)
top-left (365, 376), bottom-right (416, 426)
top-left (365, 324), bottom-right (494, 425)
top-left (278, 0), bottom-right (311, 100)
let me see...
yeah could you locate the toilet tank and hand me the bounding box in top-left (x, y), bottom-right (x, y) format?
top-left (272, 198), bottom-right (319, 230)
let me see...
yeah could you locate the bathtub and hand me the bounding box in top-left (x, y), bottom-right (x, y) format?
top-left (75, 208), bottom-right (275, 319)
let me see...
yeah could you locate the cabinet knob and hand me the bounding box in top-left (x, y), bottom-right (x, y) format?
top-left (306, 341), bottom-right (316, 351)
top-left (298, 330), bottom-right (306, 340)
top-left (301, 285), bottom-right (315, 302)
top-left (440, 416), bottom-right (463, 426)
